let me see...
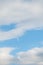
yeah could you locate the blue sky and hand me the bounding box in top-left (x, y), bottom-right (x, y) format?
top-left (0, 0), bottom-right (43, 65)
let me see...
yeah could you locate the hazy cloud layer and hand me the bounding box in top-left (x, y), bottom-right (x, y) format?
top-left (0, 0), bottom-right (43, 41)
top-left (0, 0), bottom-right (43, 25)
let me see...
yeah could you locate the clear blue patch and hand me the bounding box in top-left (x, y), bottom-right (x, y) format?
top-left (0, 24), bottom-right (16, 31)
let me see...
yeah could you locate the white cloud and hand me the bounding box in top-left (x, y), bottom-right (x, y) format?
top-left (0, 20), bottom-right (43, 41)
top-left (0, 0), bottom-right (43, 25)
top-left (0, 47), bottom-right (43, 65)
top-left (0, 27), bottom-right (25, 40)
top-left (0, 0), bottom-right (43, 41)
top-left (0, 47), bottom-right (15, 65)
top-left (16, 47), bottom-right (43, 65)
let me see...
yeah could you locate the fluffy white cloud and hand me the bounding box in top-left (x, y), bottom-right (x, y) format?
top-left (0, 0), bottom-right (43, 41)
top-left (16, 47), bottom-right (43, 65)
top-left (0, 47), bottom-right (15, 65)
top-left (0, 47), bottom-right (43, 65)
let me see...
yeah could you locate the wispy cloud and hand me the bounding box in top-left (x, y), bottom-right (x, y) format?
top-left (0, 0), bottom-right (43, 41)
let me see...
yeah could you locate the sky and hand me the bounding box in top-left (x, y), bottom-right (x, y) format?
top-left (0, 0), bottom-right (43, 65)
